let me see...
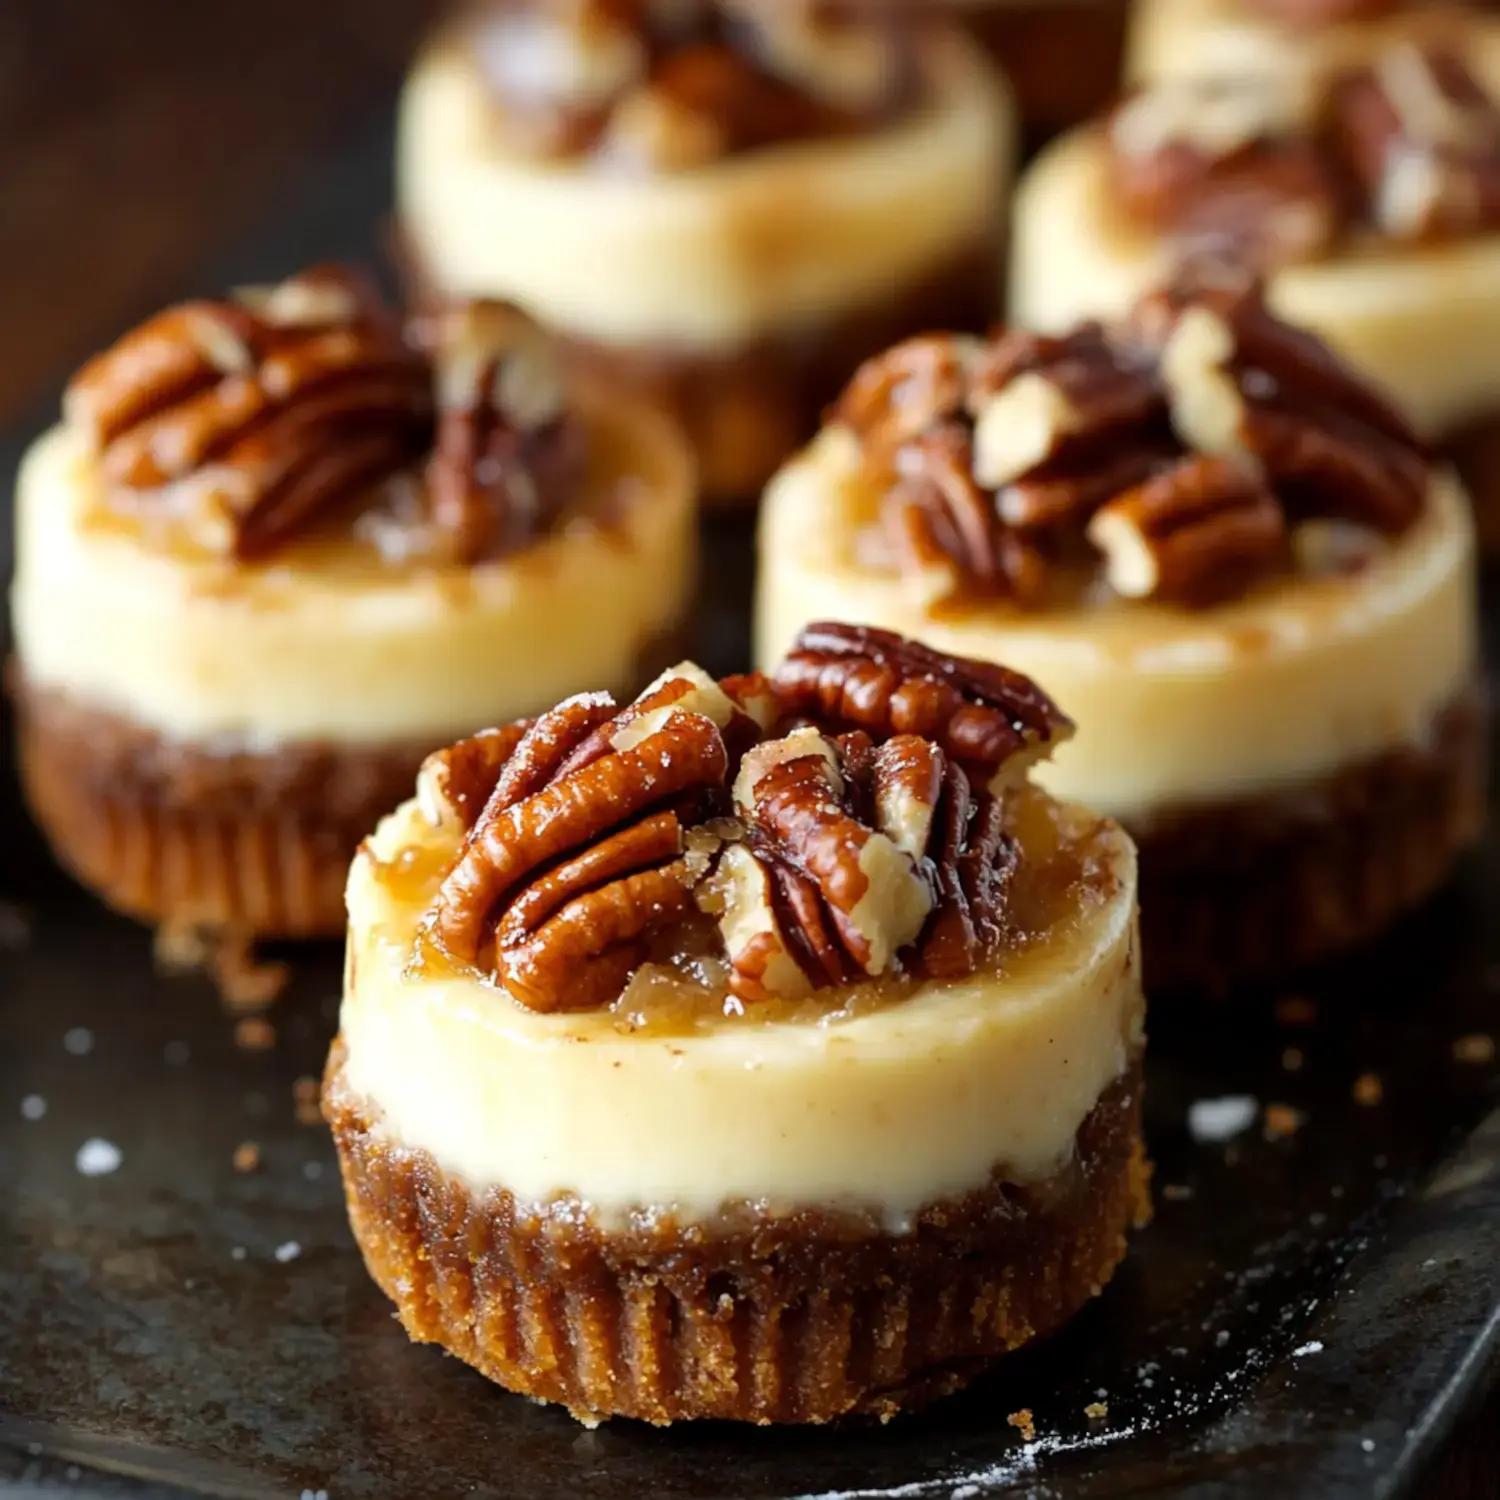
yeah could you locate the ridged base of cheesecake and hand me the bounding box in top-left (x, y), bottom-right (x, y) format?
top-left (10, 624), bottom-right (690, 937)
top-left (400, 228), bottom-right (999, 509)
top-left (1135, 681), bottom-right (1487, 995)
top-left (11, 672), bottom-right (428, 938)
top-left (323, 1043), bottom-right (1150, 1426)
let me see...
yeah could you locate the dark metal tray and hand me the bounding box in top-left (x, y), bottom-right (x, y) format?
top-left (2, 114), bottom-right (1499, 1500)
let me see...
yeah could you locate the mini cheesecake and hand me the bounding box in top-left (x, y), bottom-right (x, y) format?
top-left (1128, 0), bottom-right (1500, 86)
top-left (397, 0), bottom-right (1013, 506)
top-left (756, 275), bottom-right (1484, 992)
top-left (9, 269), bottom-right (695, 940)
top-left (325, 627), bottom-right (1148, 1424)
top-left (1010, 38), bottom-right (1500, 545)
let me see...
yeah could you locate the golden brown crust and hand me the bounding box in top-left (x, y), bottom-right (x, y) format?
top-left (1135, 679), bottom-right (1487, 993)
top-left (8, 631), bottom-right (691, 936)
top-left (12, 679), bottom-right (422, 937)
top-left (323, 1043), bottom-right (1148, 1424)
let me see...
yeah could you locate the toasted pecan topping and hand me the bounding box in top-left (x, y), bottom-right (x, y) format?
top-left (412, 630), bottom-right (1069, 1010)
top-left (1106, 45), bottom-right (1500, 266)
top-left (413, 300), bottom-right (587, 562)
top-left (65, 266), bottom-right (432, 559)
top-left (1332, 46), bottom-right (1500, 241)
top-left (1088, 453), bottom-right (1287, 606)
top-left (423, 683), bottom-right (730, 1010)
top-left (770, 623), bottom-right (1074, 790)
top-left (837, 271), bottom-right (1429, 609)
top-left (471, 0), bottom-right (911, 169)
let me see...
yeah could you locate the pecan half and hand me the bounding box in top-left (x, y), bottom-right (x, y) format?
top-left (837, 335), bottom-right (983, 458)
top-left (727, 727), bottom-right (933, 987)
top-left (1107, 77), bottom-right (1337, 270)
top-left (1330, 46), bottom-right (1500, 242)
top-left (714, 720), bottom-right (1018, 1000)
top-left (772, 622), bottom-right (1074, 791)
top-left (1088, 453), bottom-right (1287, 605)
top-left (416, 721), bottom-right (533, 831)
top-left (64, 265), bottom-right (432, 559)
top-left (967, 325), bottom-right (1167, 492)
top-left (1136, 274), bottom-right (1429, 532)
top-left (424, 680), bottom-right (731, 1008)
top-left (415, 300), bottom-right (586, 563)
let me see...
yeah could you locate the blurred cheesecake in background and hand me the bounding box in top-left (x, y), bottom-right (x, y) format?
top-left (1011, 35), bottom-right (1500, 547)
top-left (397, 0), bottom-right (1014, 507)
top-left (8, 269), bottom-right (695, 941)
top-left (757, 272), bottom-right (1483, 992)
top-left (1129, 0), bottom-right (1500, 84)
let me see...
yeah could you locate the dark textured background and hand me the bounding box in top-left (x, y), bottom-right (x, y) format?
top-left (0, 1), bottom-right (1496, 1494)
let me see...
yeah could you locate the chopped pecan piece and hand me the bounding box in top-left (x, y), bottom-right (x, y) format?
top-left (423, 676), bottom-right (732, 1008)
top-left (772, 622), bottom-right (1074, 791)
top-left (1134, 274), bottom-right (1429, 531)
top-left (1088, 454), bottom-right (1287, 605)
top-left (837, 335), bottom-right (984, 457)
top-left (64, 266), bottom-right (431, 559)
top-left (1330, 47), bottom-right (1500, 242)
top-left (967, 325), bottom-right (1167, 491)
top-left (1108, 77), bottom-right (1338, 270)
top-left (415, 301), bottom-right (586, 563)
top-left (724, 727), bottom-right (933, 992)
top-left (481, 1), bottom-right (907, 168)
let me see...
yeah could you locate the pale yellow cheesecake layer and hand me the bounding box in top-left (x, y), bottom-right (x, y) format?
top-left (11, 400), bottom-right (694, 747)
top-left (1127, 0), bottom-right (1500, 85)
top-left (339, 794), bottom-right (1141, 1227)
top-left (756, 428), bottom-right (1476, 823)
top-left (397, 27), bottom-right (1012, 350)
top-left (1009, 127), bottom-right (1500, 437)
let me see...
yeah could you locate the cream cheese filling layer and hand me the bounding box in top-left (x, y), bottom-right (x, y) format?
top-left (1127, 0), bottom-right (1500, 86)
top-left (10, 402), bottom-right (694, 748)
top-left (397, 28), bottom-right (1012, 349)
top-left (755, 428), bottom-right (1477, 824)
top-left (339, 797), bottom-right (1142, 1227)
top-left (1010, 127), bottom-right (1500, 436)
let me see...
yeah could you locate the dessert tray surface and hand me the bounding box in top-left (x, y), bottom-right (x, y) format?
top-left (1, 120), bottom-right (1498, 1500)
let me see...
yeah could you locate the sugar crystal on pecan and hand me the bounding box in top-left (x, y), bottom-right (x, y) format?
top-left (64, 265), bottom-right (432, 559)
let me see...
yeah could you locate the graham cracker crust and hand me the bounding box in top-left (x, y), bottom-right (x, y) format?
top-left (1135, 680), bottom-right (1487, 994)
top-left (11, 676), bottom-right (427, 938)
top-left (323, 1044), bottom-right (1150, 1425)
